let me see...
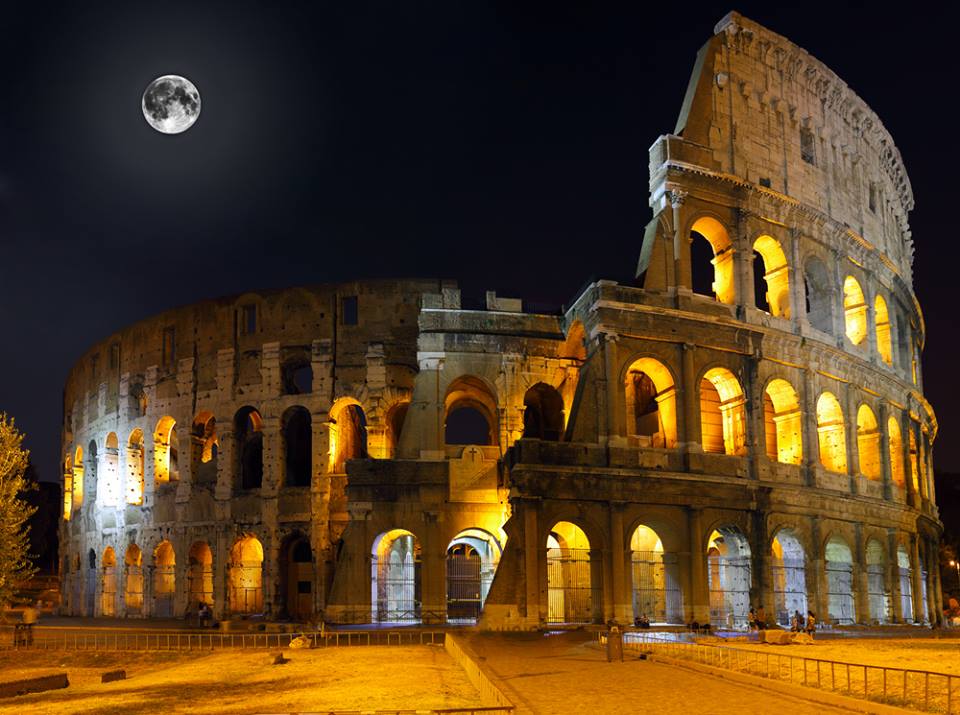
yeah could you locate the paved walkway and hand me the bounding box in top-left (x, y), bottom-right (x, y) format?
top-left (465, 631), bottom-right (854, 715)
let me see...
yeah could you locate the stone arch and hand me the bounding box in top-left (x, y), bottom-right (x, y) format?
top-left (72, 445), bottom-right (84, 511)
top-left (152, 541), bottom-right (176, 617)
top-left (153, 416), bottom-right (179, 485)
top-left (234, 407), bottom-right (264, 490)
top-left (281, 355), bottom-right (313, 396)
top-left (62, 454), bottom-right (73, 519)
top-left (127, 428), bottom-right (145, 505)
top-left (875, 294), bottom-right (893, 365)
top-left (123, 544), bottom-right (143, 615)
top-left (897, 543), bottom-right (914, 622)
top-left (229, 535), bottom-right (264, 614)
top-left (279, 532), bottom-right (314, 621)
top-left (706, 526), bottom-right (751, 629)
top-left (560, 320), bottom-right (587, 361)
top-left (282, 406), bottom-right (312, 487)
top-left (843, 275), bottom-right (868, 346)
top-left (887, 417), bottom-right (905, 490)
top-left (85, 439), bottom-right (98, 507)
top-left (909, 426), bottom-right (922, 495)
top-left (752, 235), bottom-right (791, 317)
top-left (803, 255), bottom-right (835, 334)
top-left (187, 541), bottom-right (214, 609)
top-left (856, 404), bottom-right (881, 480)
top-left (690, 216), bottom-right (736, 304)
top-left (825, 535), bottom-right (856, 623)
top-left (865, 538), bottom-right (890, 624)
top-left (624, 356), bottom-right (678, 448)
top-left (191, 411), bottom-right (218, 485)
top-left (101, 546), bottom-right (117, 616)
top-left (816, 392), bottom-right (848, 473)
top-left (546, 521), bottom-right (598, 624)
top-left (629, 524), bottom-right (683, 624)
top-left (102, 432), bottom-right (120, 507)
top-left (763, 378), bottom-right (802, 465)
top-left (371, 529), bottom-right (421, 623)
top-left (770, 528), bottom-right (807, 626)
top-left (700, 367), bottom-right (746, 455)
top-left (446, 528), bottom-right (502, 623)
top-left (329, 398), bottom-right (368, 473)
top-left (444, 375), bottom-right (498, 446)
top-left (522, 383), bottom-right (565, 441)
top-left (384, 400), bottom-right (410, 459)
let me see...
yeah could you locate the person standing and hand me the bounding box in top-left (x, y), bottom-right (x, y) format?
top-left (805, 610), bottom-right (816, 636)
top-left (21, 602), bottom-right (40, 645)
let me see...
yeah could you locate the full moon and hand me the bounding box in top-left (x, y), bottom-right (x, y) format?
top-left (142, 75), bottom-right (201, 134)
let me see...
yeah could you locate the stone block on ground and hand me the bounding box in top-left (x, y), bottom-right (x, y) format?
top-left (101, 670), bottom-right (126, 683)
top-left (790, 632), bottom-right (814, 645)
top-left (0, 673), bottom-right (69, 698)
top-left (759, 629), bottom-right (792, 645)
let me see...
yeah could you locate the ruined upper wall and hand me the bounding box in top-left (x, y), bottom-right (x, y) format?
top-left (674, 11), bottom-right (914, 277)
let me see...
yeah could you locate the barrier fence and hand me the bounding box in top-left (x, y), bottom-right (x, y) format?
top-left (616, 632), bottom-right (956, 713)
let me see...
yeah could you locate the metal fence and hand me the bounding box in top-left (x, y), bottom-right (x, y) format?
top-left (619, 632), bottom-right (960, 713)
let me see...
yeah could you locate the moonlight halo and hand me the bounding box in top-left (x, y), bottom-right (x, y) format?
top-left (142, 75), bottom-right (201, 134)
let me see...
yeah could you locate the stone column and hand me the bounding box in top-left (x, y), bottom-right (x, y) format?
top-left (750, 509), bottom-right (771, 617)
top-left (853, 524), bottom-right (869, 625)
top-left (878, 402), bottom-right (893, 501)
top-left (930, 538), bottom-right (943, 626)
top-left (671, 190), bottom-right (691, 294)
top-left (735, 210), bottom-right (755, 317)
top-left (911, 534), bottom-right (924, 624)
top-left (809, 516), bottom-right (827, 622)
top-left (589, 548), bottom-right (605, 624)
top-left (802, 368), bottom-right (819, 487)
top-left (746, 353), bottom-right (763, 481)
top-left (844, 383), bottom-right (859, 494)
top-left (421, 510), bottom-right (445, 624)
top-left (680, 343), bottom-right (701, 459)
top-left (594, 334), bottom-right (611, 443)
top-left (521, 499), bottom-right (542, 625)
top-left (214, 527), bottom-right (229, 620)
top-left (608, 502), bottom-right (630, 623)
top-left (830, 248), bottom-right (846, 347)
top-left (789, 229), bottom-right (806, 332)
top-left (900, 411), bottom-right (917, 509)
top-left (688, 508), bottom-right (709, 623)
top-left (603, 334), bottom-right (625, 447)
top-left (888, 530), bottom-right (903, 623)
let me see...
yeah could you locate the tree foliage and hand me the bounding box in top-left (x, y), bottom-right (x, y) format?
top-left (0, 414), bottom-right (37, 606)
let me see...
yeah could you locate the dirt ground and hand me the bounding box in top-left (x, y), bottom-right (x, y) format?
top-left (0, 645), bottom-right (483, 714)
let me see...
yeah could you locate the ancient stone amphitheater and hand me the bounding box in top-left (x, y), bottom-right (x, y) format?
top-left (59, 12), bottom-right (939, 630)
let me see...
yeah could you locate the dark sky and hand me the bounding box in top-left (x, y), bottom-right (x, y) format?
top-left (2, 2), bottom-right (957, 483)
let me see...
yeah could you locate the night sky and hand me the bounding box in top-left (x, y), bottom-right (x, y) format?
top-left (2, 2), bottom-right (957, 483)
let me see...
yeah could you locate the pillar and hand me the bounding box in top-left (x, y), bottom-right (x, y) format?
top-left (671, 190), bottom-right (691, 294)
top-left (801, 368), bottom-right (819, 487)
top-left (887, 530), bottom-right (903, 623)
top-left (688, 508), bottom-right (709, 623)
top-left (844, 384), bottom-right (859, 494)
top-left (911, 534), bottom-right (924, 624)
top-left (789, 229), bottom-right (806, 333)
top-left (751, 509), bottom-right (771, 617)
top-left (421, 510), bottom-right (445, 624)
top-left (746, 353), bottom-right (763, 481)
top-left (608, 502), bottom-right (630, 623)
top-left (878, 402), bottom-right (893, 501)
top-left (809, 516), bottom-right (827, 622)
top-left (853, 524), bottom-right (868, 625)
top-left (521, 498), bottom-right (542, 625)
top-left (680, 343), bottom-right (701, 457)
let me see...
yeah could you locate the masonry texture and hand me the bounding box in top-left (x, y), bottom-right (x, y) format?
top-left (59, 13), bottom-right (939, 631)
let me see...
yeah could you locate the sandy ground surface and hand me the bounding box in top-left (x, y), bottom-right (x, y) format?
top-left (466, 632), bottom-right (852, 715)
top-left (0, 645), bottom-right (482, 714)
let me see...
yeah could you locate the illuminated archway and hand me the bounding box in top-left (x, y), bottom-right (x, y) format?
top-left (102, 432), bottom-right (120, 507)
top-left (707, 527), bottom-right (751, 629)
top-left (630, 525), bottom-right (682, 624)
top-left (126, 429), bottom-right (145, 505)
top-left (101, 547), bottom-right (117, 616)
top-left (153, 416), bottom-right (179, 484)
top-left (522, 383), bottom-right (564, 441)
top-left (897, 545), bottom-right (914, 622)
top-left (444, 376), bottom-right (498, 446)
top-left (385, 401), bottom-right (410, 458)
top-left (690, 217), bottom-right (736, 304)
top-left (62, 455), bottom-right (73, 519)
top-left (229, 535), bottom-right (264, 614)
top-left (700, 368), bottom-right (746, 455)
top-left (191, 411), bottom-right (218, 485)
top-left (763, 379), bottom-right (802, 465)
top-left (124, 544), bottom-right (143, 615)
top-left (909, 428), bottom-right (921, 495)
top-left (371, 529), bottom-right (421, 623)
top-left (887, 417), bottom-right (905, 490)
top-left (865, 539), bottom-right (889, 624)
top-left (153, 541), bottom-right (176, 617)
top-left (825, 536), bottom-right (855, 623)
top-left (329, 399), bottom-right (368, 473)
top-left (546, 521), bottom-right (595, 624)
top-left (234, 407), bottom-right (264, 490)
top-left (843, 276), bottom-right (868, 346)
top-left (875, 294), bottom-right (893, 365)
top-left (771, 529), bottom-right (806, 626)
top-left (72, 445), bottom-right (84, 511)
top-left (816, 392), bottom-right (847, 473)
top-left (753, 235), bottom-right (791, 317)
top-left (625, 357), bottom-right (677, 448)
top-left (856, 405), bottom-right (881, 480)
top-left (188, 541), bottom-right (214, 608)
top-left (446, 528), bottom-right (502, 623)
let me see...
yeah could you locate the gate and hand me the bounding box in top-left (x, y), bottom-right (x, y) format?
top-left (102, 567), bottom-right (117, 616)
top-left (707, 555), bottom-right (750, 629)
top-left (447, 553), bottom-right (482, 622)
top-left (154, 564), bottom-right (176, 617)
top-left (373, 553), bottom-right (421, 622)
top-left (547, 548), bottom-right (594, 623)
top-left (866, 563), bottom-right (890, 623)
top-left (631, 551), bottom-right (682, 623)
top-left (771, 557), bottom-right (806, 626)
top-left (229, 563), bottom-right (263, 614)
top-left (124, 566), bottom-right (143, 615)
top-left (188, 565), bottom-right (214, 607)
top-left (826, 561), bottom-right (855, 624)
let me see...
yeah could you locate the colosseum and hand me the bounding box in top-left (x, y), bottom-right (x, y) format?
top-left (59, 12), bottom-right (940, 631)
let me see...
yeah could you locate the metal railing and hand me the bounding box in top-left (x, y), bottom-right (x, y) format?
top-left (616, 632), bottom-right (957, 713)
top-left (2, 628), bottom-right (445, 651)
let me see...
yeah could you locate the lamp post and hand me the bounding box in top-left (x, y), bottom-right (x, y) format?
top-left (950, 560), bottom-right (960, 590)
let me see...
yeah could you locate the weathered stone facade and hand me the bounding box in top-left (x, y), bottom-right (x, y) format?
top-left (60, 13), bottom-right (939, 630)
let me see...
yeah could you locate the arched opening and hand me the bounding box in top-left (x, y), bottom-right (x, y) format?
top-left (72, 445), bottom-right (84, 510)
top-left (280, 535), bottom-right (313, 621)
top-left (690, 217), bottom-right (735, 304)
top-left (561, 321), bottom-right (587, 362)
top-left (843, 276), bottom-right (868, 346)
top-left (865, 539), bottom-right (890, 624)
top-left (281, 358), bottom-right (313, 395)
top-left (909, 428), bottom-right (921, 495)
top-left (85, 548), bottom-right (97, 616)
top-left (385, 401), bottom-right (410, 459)
top-left (700, 368), bottom-right (746, 455)
top-left (329, 400), bottom-right (368, 473)
top-left (191, 411), bottom-right (219, 485)
top-left (825, 536), bottom-right (856, 624)
top-left (816, 392), bottom-right (848, 473)
top-left (85, 440), bottom-right (98, 509)
top-left (771, 529), bottom-right (807, 626)
top-left (102, 433), bottom-right (120, 507)
top-left (546, 521), bottom-right (596, 624)
top-left (126, 429), bottom-right (145, 505)
top-left (188, 541), bottom-right (214, 609)
top-left (625, 358), bottom-right (678, 448)
top-left (101, 547), bottom-right (117, 616)
top-left (445, 376), bottom-right (498, 446)
top-left (283, 407), bottom-right (312, 487)
top-left (763, 379), bottom-right (803, 465)
top-left (630, 525), bottom-right (682, 624)
top-left (875, 295), bottom-right (893, 365)
top-left (522, 383), bottom-right (564, 441)
top-left (897, 545), bottom-right (914, 622)
top-left (371, 529), bottom-right (421, 623)
top-left (124, 544), bottom-right (143, 615)
top-left (752, 236), bottom-right (791, 317)
top-left (857, 405), bottom-right (881, 480)
top-left (153, 541), bottom-right (176, 617)
top-left (446, 528), bottom-right (502, 623)
top-left (234, 407), bottom-right (264, 490)
top-left (707, 527), bottom-right (751, 629)
top-left (153, 416), bottom-right (179, 484)
top-left (229, 535), bottom-right (264, 614)
top-left (888, 418), bottom-right (905, 491)
top-left (804, 257), bottom-right (834, 334)
top-left (63, 455), bottom-right (73, 520)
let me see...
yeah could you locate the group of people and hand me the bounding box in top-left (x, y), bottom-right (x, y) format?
top-left (633, 613), bottom-right (651, 628)
top-left (791, 609), bottom-right (817, 635)
top-left (747, 605), bottom-right (767, 630)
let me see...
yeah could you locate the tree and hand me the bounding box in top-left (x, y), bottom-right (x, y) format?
top-left (0, 414), bottom-right (37, 606)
